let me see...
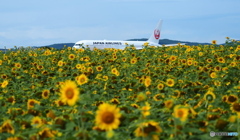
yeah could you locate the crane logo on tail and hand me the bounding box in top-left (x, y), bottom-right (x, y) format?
top-left (154, 29), bottom-right (160, 39)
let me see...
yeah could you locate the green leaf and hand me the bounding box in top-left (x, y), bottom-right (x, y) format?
top-left (66, 121), bottom-right (76, 131)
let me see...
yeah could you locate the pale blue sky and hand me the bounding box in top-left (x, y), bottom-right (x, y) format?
top-left (0, 0), bottom-right (240, 48)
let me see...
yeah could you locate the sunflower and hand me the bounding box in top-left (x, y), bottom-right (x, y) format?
top-left (165, 58), bottom-right (170, 64)
top-left (7, 96), bottom-right (16, 104)
top-left (214, 65), bottom-right (221, 71)
top-left (134, 120), bottom-right (162, 138)
top-left (111, 68), bottom-right (120, 76)
top-left (131, 53), bottom-right (136, 57)
top-left (122, 57), bottom-right (127, 62)
top-left (77, 48), bottom-right (85, 53)
top-left (187, 59), bottom-right (193, 66)
top-left (86, 56), bottom-right (91, 61)
top-left (58, 68), bottom-right (63, 72)
top-left (237, 45), bottom-right (240, 49)
top-left (58, 61), bottom-right (64, 67)
top-left (102, 75), bottom-right (108, 81)
top-left (143, 42), bottom-right (149, 46)
top-left (41, 70), bottom-right (48, 75)
top-left (76, 64), bottom-right (82, 69)
top-left (173, 105), bottom-right (189, 122)
top-left (76, 74), bottom-right (88, 85)
top-left (210, 72), bottom-right (217, 78)
top-left (37, 65), bottom-right (44, 70)
top-left (3, 55), bottom-right (8, 60)
top-left (203, 90), bottom-right (216, 103)
top-left (38, 127), bottom-right (55, 139)
top-left (46, 110), bottom-right (56, 119)
top-left (14, 63), bottom-right (21, 69)
top-left (212, 40), bottom-right (217, 44)
top-left (43, 50), bottom-right (50, 55)
top-left (141, 102), bottom-right (151, 117)
top-left (131, 103), bottom-right (139, 109)
top-left (11, 67), bottom-right (16, 72)
top-left (96, 66), bottom-right (103, 72)
top-left (87, 67), bottom-right (93, 73)
top-left (95, 74), bottom-right (103, 80)
top-left (110, 98), bottom-right (120, 105)
top-left (217, 57), bottom-right (225, 63)
top-left (153, 94), bottom-right (163, 101)
top-left (112, 55), bottom-right (117, 60)
top-left (222, 95), bottom-right (228, 102)
top-left (198, 52), bottom-right (203, 56)
top-left (31, 116), bottom-right (43, 128)
top-left (180, 59), bottom-right (186, 65)
top-left (65, 46), bottom-right (70, 50)
top-left (145, 63), bottom-right (151, 67)
top-left (214, 80), bottom-right (221, 86)
top-left (227, 95), bottom-right (238, 104)
top-left (206, 59), bottom-right (212, 63)
top-left (166, 79), bottom-right (174, 87)
top-left (27, 99), bottom-right (40, 110)
top-left (173, 90), bottom-right (181, 98)
top-left (6, 136), bottom-right (22, 140)
top-left (130, 58), bottom-right (137, 64)
top-left (42, 89), bottom-right (50, 99)
top-left (146, 91), bottom-right (151, 95)
top-left (0, 120), bottom-right (15, 134)
top-left (228, 115), bottom-right (237, 123)
top-left (33, 53), bottom-right (38, 57)
top-left (55, 99), bottom-right (66, 107)
top-left (68, 54), bottom-right (75, 60)
top-left (170, 55), bottom-right (177, 61)
top-left (95, 103), bottom-right (121, 131)
top-left (1, 80), bottom-right (9, 88)
top-left (80, 66), bottom-right (86, 71)
top-left (222, 67), bottom-right (228, 71)
top-left (157, 83), bottom-right (164, 90)
top-left (136, 92), bottom-right (146, 102)
top-left (230, 62), bottom-right (237, 67)
top-left (144, 77), bottom-right (151, 88)
top-left (193, 61), bottom-right (198, 66)
top-left (60, 80), bottom-right (79, 106)
top-left (230, 102), bottom-right (240, 114)
top-left (138, 77), bottom-right (145, 84)
top-left (164, 99), bottom-right (174, 109)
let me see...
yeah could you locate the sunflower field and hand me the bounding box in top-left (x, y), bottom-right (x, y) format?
top-left (0, 38), bottom-right (240, 140)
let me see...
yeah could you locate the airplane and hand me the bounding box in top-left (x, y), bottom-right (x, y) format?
top-left (73, 20), bottom-right (183, 50)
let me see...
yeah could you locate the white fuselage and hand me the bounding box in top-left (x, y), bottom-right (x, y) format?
top-left (73, 40), bottom-right (160, 50)
top-left (72, 20), bottom-right (184, 50)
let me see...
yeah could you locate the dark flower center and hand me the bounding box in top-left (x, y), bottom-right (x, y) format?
top-left (65, 88), bottom-right (74, 99)
top-left (44, 92), bottom-right (48, 97)
top-left (102, 112), bottom-right (114, 124)
top-left (30, 101), bottom-right (35, 106)
top-left (143, 124), bottom-right (157, 134)
top-left (177, 110), bottom-right (184, 117)
top-left (233, 103), bottom-right (240, 112)
top-left (228, 95), bottom-right (237, 103)
top-left (80, 78), bottom-right (85, 83)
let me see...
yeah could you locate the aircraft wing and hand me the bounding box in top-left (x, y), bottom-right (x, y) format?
top-left (162, 43), bottom-right (185, 47)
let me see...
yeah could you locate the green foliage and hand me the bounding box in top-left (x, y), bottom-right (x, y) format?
top-left (0, 39), bottom-right (239, 139)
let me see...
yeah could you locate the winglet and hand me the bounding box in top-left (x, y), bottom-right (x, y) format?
top-left (147, 20), bottom-right (163, 44)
